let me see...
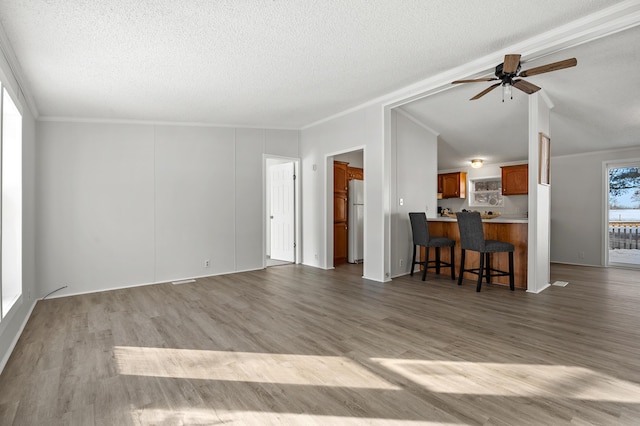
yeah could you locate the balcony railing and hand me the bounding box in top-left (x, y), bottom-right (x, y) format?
top-left (609, 222), bottom-right (640, 249)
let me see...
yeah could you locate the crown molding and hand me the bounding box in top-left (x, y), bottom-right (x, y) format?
top-left (37, 116), bottom-right (299, 131)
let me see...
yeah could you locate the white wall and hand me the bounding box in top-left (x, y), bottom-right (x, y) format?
top-left (551, 146), bottom-right (640, 266)
top-left (301, 105), bottom-right (387, 281)
top-left (391, 110), bottom-right (438, 277)
top-left (36, 121), bottom-right (298, 297)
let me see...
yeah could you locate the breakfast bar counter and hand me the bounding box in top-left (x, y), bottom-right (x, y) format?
top-left (423, 216), bottom-right (528, 289)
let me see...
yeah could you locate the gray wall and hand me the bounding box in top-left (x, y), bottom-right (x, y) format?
top-left (36, 121), bottom-right (298, 297)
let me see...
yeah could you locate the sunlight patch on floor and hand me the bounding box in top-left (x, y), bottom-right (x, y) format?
top-left (133, 408), bottom-right (464, 425)
top-left (371, 358), bottom-right (640, 402)
top-left (114, 346), bottom-right (400, 389)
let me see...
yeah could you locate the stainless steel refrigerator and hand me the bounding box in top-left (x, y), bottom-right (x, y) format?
top-left (348, 179), bottom-right (364, 263)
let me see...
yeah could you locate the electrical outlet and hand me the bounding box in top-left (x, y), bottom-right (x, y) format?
top-left (400, 259), bottom-right (404, 267)
top-left (579, 251), bottom-right (585, 259)
top-left (315, 253), bottom-right (318, 260)
top-left (204, 259), bottom-right (210, 267)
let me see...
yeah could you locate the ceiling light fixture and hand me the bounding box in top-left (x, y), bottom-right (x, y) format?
top-left (502, 83), bottom-right (513, 102)
top-left (471, 159), bottom-right (483, 169)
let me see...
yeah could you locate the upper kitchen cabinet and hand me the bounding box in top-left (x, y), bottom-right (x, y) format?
top-left (348, 166), bottom-right (364, 181)
top-left (439, 172), bottom-right (467, 199)
top-left (501, 164), bottom-right (528, 195)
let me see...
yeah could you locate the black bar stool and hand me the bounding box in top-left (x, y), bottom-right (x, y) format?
top-left (455, 211), bottom-right (514, 292)
top-left (409, 212), bottom-right (455, 281)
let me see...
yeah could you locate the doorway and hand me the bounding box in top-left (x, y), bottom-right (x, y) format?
top-left (332, 149), bottom-right (365, 268)
top-left (265, 157), bottom-right (299, 267)
top-left (605, 161), bottom-right (640, 267)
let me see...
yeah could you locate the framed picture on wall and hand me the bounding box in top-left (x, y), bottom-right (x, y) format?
top-left (539, 132), bottom-right (550, 185)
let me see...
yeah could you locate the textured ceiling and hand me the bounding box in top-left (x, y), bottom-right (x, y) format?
top-left (0, 0), bottom-right (624, 128)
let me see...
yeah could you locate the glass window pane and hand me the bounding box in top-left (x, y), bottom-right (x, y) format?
top-left (2, 87), bottom-right (23, 317)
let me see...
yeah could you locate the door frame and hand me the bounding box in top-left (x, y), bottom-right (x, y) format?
top-left (602, 158), bottom-right (640, 268)
top-left (264, 155), bottom-right (301, 267)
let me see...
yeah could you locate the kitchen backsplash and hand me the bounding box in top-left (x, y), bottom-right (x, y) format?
top-left (438, 194), bottom-right (528, 217)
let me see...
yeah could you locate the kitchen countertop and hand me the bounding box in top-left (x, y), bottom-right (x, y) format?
top-left (430, 216), bottom-right (528, 224)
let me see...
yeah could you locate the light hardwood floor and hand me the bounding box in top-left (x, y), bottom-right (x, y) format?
top-left (1, 263), bottom-right (639, 425)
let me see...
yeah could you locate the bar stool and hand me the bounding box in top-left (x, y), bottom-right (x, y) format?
top-left (455, 211), bottom-right (514, 292)
top-left (409, 212), bottom-right (456, 281)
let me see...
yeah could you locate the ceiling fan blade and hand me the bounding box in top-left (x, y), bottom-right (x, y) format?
top-left (503, 54), bottom-right (521, 74)
top-left (452, 78), bottom-right (498, 84)
top-left (513, 79), bottom-right (542, 94)
top-left (519, 58), bottom-right (577, 77)
top-left (470, 83), bottom-right (501, 100)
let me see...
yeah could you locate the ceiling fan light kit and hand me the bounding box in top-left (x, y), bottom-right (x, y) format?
top-left (452, 54), bottom-right (577, 101)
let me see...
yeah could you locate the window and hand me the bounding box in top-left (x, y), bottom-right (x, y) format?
top-left (469, 177), bottom-right (503, 208)
top-left (1, 86), bottom-right (23, 318)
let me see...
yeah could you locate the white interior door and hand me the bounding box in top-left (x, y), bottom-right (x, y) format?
top-left (270, 162), bottom-right (295, 262)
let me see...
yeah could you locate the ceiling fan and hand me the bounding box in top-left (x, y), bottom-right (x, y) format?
top-left (452, 54), bottom-right (577, 101)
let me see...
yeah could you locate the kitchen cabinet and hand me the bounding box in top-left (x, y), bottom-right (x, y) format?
top-left (334, 193), bottom-right (348, 223)
top-left (348, 166), bottom-right (364, 181)
top-left (438, 172), bottom-right (467, 199)
top-left (334, 161), bottom-right (349, 192)
top-left (334, 222), bottom-right (348, 264)
top-left (502, 164), bottom-right (528, 195)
